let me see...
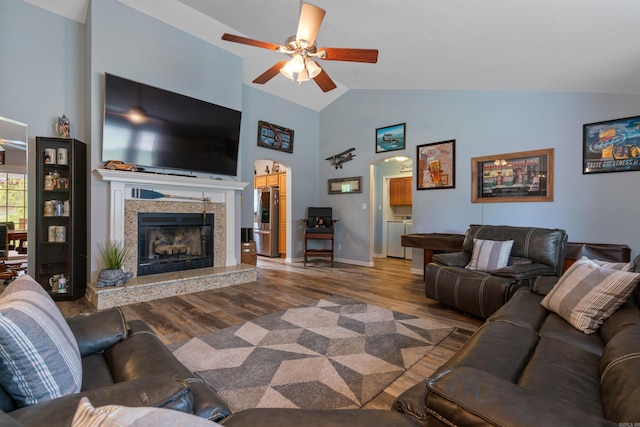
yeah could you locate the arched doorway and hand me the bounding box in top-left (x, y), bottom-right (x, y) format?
top-left (370, 155), bottom-right (413, 265)
top-left (253, 159), bottom-right (290, 260)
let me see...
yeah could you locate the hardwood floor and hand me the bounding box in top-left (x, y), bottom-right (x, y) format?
top-left (57, 257), bottom-right (482, 410)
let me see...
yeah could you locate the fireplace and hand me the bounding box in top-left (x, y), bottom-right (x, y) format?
top-left (137, 212), bottom-right (214, 276)
top-left (92, 170), bottom-right (255, 310)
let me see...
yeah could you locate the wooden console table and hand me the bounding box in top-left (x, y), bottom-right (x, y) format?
top-left (401, 233), bottom-right (465, 268)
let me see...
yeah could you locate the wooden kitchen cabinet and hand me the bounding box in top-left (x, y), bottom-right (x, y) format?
top-left (390, 177), bottom-right (412, 206)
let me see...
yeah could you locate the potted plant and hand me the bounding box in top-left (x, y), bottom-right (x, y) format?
top-left (96, 240), bottom-right (133, 287)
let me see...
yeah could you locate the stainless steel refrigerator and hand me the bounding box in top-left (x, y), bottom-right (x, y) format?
top-left (253, 187), bottom-right (279, 257)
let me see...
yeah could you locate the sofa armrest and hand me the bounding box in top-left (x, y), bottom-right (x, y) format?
top-left (492, 263), bottom-right (557, 280)
top-left (109, 320), bottom-right (231, 421)
top-left (65, 308), bottom-right (127, 357)
top-left (431, 252), bottom-right (469, 267)
top-left (531, 276), bottom-right (559, 296)
top-left (424, 367), bottom-right (616, 427)
top-left (10, 377), bottom-right (191, 427)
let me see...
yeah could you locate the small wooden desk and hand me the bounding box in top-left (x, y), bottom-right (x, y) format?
top-left (401, 233), bottom-right (465, 271)
top-left (8, 230), bottom-right (27, 254)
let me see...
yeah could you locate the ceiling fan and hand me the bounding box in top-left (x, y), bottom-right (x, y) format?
top-left (221, 2), bottom-right (378, 92)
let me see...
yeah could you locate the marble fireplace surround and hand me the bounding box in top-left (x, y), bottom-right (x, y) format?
top-left (90, 169), bottom-right (255, 309)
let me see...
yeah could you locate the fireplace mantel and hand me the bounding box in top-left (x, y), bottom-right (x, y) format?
top-left (95, 169), bottom-right (249, 266)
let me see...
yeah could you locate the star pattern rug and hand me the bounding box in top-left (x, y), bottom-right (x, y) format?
top-left (169, 295), bottom-right (454, 411)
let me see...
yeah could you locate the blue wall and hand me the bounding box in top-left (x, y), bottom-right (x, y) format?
top-left (320, 90), bottom-right (640, 268)
top-left (3, 0), bottom-right (639, 278)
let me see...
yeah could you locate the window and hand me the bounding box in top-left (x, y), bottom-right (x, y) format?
top-left (0, 173), bottom-right (28, 229)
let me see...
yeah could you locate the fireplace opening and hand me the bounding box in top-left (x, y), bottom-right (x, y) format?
top-left (137, 212), bottom-right (214, 276)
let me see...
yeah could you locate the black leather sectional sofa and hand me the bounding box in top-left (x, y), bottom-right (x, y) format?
top-left (394, 255), bottom-right (640, 426)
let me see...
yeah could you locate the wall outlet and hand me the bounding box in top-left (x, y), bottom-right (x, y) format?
top-left (338, 243), bottom-right (342, 251)
top-left (362, 203), bottom-right (367, 209)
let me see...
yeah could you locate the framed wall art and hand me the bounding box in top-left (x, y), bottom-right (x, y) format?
top-left (328, 176), bottom-right (362, 194)
top-left (472, 148), bottom-right (554, 203)
top-left (417, 140), bottom-right (455, 190)
top-left (583, 115), bottom-right (640, 174)
top-left (376, 123), bottom-right (406, 153)
top-left (257, 120), bottom-right (294, 153)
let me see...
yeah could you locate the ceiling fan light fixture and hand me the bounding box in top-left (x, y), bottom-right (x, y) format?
top-left (306, 60), bottom-right (322, 78)
top-left (297, 68), bottom-right (310, 83)
top-left (280, 61), bottom-right (294, 80)
top-left (290, 54), bottom-right (306, 73)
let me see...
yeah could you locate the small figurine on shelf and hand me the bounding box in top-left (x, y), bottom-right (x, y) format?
top-left (55, 115), bottom-right (71, 138)
top-left (265, 165), bottom-right (270, 174)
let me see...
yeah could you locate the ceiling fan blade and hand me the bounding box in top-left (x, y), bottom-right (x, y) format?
top-left (296, 3), bottom-right (326, 47)
top-left (252, 60), bottom-right (290, 84)
top-left (320, 47), bottom-right (379, 63)
top-left (313, 69), bottom-right (337, 92)
top-left (221, 33), bottom-right (281, 51)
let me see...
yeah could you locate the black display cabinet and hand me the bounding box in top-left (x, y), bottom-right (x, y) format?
top-left (35, 137), bottom-right (87, 300)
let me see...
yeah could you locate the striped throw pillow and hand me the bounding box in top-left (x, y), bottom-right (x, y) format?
top-left (466, 239), bottom-right (514, 272)
top-left (0, 275), bottom-right (82, 407)
top-left (582, 256), bottom-right (634, 272)
top-left (541, 258), bottom-right (640, 334)
top-left (72, 397), bottom-right (219, 427)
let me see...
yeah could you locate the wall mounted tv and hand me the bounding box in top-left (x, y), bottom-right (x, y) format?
top-left (102, 73), bottom-right (241, 176)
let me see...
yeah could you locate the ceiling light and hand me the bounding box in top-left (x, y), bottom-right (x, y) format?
top-left (297, 68), bottom-right (310, 83)
top-left (306, 60), bottom-right (322, 78)
top-left (395, 156), bottom-right (409, 162)
top-left (280, 61), bottom-right (294, 80)
top-left (290, 54), bottom-right (306, 73)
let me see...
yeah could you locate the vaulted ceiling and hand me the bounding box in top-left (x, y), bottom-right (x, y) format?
top-left (22, 0), bottom-right (640, 111)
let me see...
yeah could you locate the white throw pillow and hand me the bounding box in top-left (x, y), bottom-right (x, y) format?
top-left (0, 275), bottom-right (82, 406)
top-left (466, 239), bottom-right (514, 272)
top-left (541, 258), bottom-right (640, 334)
top-left (72, 397), bottom-right (220, 427)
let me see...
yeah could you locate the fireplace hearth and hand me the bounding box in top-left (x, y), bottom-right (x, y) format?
top-left (138, 212), bottom-right (214, 276)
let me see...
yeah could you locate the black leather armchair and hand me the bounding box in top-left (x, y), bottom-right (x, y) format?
top-left (425, 224), bottom-right (568, 319)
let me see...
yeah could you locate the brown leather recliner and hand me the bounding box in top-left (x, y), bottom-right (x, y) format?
top-left (425, 224), bottom-right (568, 319)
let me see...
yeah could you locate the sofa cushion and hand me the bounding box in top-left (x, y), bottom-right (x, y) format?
top-left (72, 397), bottom-right (218, 427)
top-left (466, 239), bottom-right (513, 272)
top-left (541, 258), bottom-right (640, 334)
top-left (0, 275), bottom-right (82, 407)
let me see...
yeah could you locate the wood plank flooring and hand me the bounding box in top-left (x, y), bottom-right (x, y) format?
top-left (57, 257), bottom-right (483, 410)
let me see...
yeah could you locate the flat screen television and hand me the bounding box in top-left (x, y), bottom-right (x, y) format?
top-left (102, 73), bottom-right (241, 176)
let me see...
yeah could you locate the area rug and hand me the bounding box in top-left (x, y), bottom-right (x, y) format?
top-left (168, 295), bottom-right (453, 411)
